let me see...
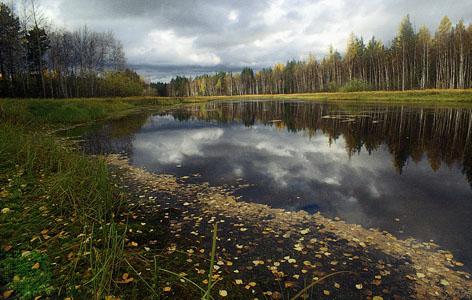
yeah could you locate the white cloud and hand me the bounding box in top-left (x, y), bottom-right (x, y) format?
top-left (228, 10), bottom-right (239, 22)
top-left (37, 0), bottom-right (472, 75)
top-left (128, 29), bottom-right (222, 65)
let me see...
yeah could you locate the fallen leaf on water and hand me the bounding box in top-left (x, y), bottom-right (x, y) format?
top-left (163, 287), bottom-right (171, 292)
top-left (334, 282), bottom-right (340, 288)
top-left (252, 260), bottom-right (264, 266)
top-left (440, 279), bottom-right (449, 286)
top-left (373, 296), bottom-right (384, 300)
top-left (219, 290), bottom-right (228, 297)
top-left (355, 283), bottom-right (363, 290)
top-left (235, 279), bottom-right (243, 285)
top-left (323, 290), bottom-right (330, 296)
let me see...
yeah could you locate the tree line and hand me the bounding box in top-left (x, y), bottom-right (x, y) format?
top-left (0, 1), bottom-right (147, 98)
top-left (161, 15), bottom-right (472, 97)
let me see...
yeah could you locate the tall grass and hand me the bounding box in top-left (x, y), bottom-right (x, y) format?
top-left (0, 123), bottom-right (125, 298)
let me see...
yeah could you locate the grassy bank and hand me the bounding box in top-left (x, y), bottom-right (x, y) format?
top-left (0, 99), bottom-right (217, 299)
top-left (0, 97), bottom-right (184, 126)
top-left (0, 122), bottom-right (125, 299)
top-left (125, 89), bottom-right (470, 105)
top-left (179, 89), bottom-right (472, 104)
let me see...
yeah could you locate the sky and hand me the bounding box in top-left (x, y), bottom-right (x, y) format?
top-left (35, 0), bottom-right (472, 82)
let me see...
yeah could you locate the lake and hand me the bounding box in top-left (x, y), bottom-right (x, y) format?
top-left (80, 100), bottom-right (472, 269)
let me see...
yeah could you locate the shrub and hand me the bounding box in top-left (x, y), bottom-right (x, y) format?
top-left (340, 79), bottom-right (372, 92)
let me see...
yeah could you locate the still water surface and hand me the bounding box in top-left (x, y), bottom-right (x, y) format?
top-left (81, 100), bottom-right (472, 268)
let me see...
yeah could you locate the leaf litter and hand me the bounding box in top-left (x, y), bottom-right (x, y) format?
top-left (106, 154), bottom-right (472, 299)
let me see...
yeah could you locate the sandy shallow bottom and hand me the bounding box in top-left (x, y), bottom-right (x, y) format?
top-left (106, 154), bottom-right (472, 299)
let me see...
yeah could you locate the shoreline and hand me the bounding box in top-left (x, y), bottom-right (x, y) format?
top-left (106, 154), bottom-right (472, 299)
top-left (2, 97), bottom-right (472, 298)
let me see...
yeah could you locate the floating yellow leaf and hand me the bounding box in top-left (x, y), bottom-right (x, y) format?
top-left (252, 260), bottom-right (264, 266)
top-left (235, 279), bottom-right (243, 285)
top-left (300, 228), bottom-right (310, 235)
top-left (355, 283), bottom-right (363, 289)
top-left (219, 290), bottom-right (228, 297)
top-left (373, 296), bottom-right (384, 300)
top-left (163, 287), bottom-right (172, 292)
top-left (323, 290), bottom-right (330, 296)
top-left (440, 279), bottom-right (449, 286)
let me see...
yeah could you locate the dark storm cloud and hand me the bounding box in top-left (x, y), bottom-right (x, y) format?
top-left (40, 0), bottom-right (472, 81)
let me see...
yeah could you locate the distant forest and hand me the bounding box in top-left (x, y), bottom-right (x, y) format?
top-left (159, 16), bottom-right (472, 97)
top-left (2, 3), bottom-right (472, 98)
top-left (0, 2), bottom-right (147, 98)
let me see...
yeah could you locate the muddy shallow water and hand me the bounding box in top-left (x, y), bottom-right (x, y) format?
top-left (78, 100), bottom-right (472, 270)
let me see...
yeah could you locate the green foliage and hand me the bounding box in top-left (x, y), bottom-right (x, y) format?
top-left (169, 76), bottom-right (191, 97)
top-left (26, 26), bottom-right (50, 73)
top-left (0, 99), bottom-right (134, 125)
top-left (102, 70), bottom-right (146, 97)
top-left (0, 121), bottom-right (125, 298)
top-left (328, 81), bottom-right (340, 92)
top-left (340, 79), bottom-right (372, 92)
top-left (0, 251), bottom-right (54, 299)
